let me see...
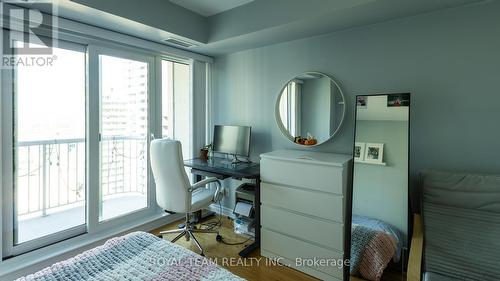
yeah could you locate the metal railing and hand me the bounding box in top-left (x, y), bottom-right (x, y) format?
top-left (16, 136), bottom-right (147, 217)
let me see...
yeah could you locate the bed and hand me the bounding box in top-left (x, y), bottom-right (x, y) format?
top-left (350, 215), bottom-right (404, 281)
top-left (17, 232), bottom-right (244, 281)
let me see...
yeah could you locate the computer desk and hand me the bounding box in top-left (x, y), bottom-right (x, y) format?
top-left (183, 157), bottom-right (261, 257)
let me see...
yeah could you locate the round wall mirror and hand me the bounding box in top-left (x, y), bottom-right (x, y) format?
top-left (275, 72), bottom-right (345, 146)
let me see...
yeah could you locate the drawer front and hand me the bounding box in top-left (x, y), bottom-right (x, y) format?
top-left (261, 228), bottom-right (344, 279)
top-left (261, 205), bottom-right (344, 251)
top-left (261, 158), bottom-right (344, 194)
top-left (261, 182), bottom-right (344, 222)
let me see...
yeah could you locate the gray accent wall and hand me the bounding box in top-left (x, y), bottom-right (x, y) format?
top-left (212, 1), bottom-right (500, 210)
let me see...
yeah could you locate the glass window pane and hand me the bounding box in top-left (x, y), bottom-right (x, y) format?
top-left (161, 61), bottom-right (191, 159)
top-left (99, 55), bottom-right (148, 221)
top-left (279, 87), bottom-right (288, 131)
top-left (14, 44), bottom-right (86, 244)
top-left (161, 61), bottom-right (174, 138)
top-left (290, 82), bottom-right (297, 137)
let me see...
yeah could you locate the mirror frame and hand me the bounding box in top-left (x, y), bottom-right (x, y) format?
top-left (274, 71), bottom-right (346, 147)
top-left (346, 93), bottom-right (412, 280)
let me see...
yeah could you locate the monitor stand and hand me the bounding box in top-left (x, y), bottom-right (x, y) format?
top-left (219, 154), bottom-right (244, 166)
top-left (230, 154), bottom-right (243, 164)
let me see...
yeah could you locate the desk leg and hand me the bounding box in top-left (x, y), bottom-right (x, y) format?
top-left (239, 177), bottom-right (260, 257)
top-left (193, 174), bottom-right (203, 223)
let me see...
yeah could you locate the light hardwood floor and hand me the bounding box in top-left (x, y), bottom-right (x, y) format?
top-left (151, 216), bottom-right (405, 281)
top-left (151, 216), bottom-right (318, 281)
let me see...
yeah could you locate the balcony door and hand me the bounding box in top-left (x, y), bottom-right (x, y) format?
top-left (1, 32), bottom-right (193, 258)
top-left (1, 39), bottom-right (88, 255)
top-left (97, 52), bottom-right (153, 222)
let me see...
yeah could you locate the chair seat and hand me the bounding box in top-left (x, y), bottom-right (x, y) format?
top-left (191, 188), bottom-right (216, 211)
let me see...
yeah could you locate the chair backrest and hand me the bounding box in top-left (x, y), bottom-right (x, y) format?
top-left (150, 139), bottom-right (191, 213)
top-left (421, 170), bottom-right (500, 281)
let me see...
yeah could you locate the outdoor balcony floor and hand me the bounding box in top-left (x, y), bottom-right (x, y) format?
top-left (17, 194), bottom-right (147, 243)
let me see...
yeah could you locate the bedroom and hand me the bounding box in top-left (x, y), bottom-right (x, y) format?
top-left (0, 0), bottom-right (499, 280)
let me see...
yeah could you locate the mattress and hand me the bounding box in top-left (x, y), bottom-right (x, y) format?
top-left (17, 232), bottom-right (244, 281)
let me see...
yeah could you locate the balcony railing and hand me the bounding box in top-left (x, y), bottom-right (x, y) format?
top-left (16, 136), bottom-right (147, 218)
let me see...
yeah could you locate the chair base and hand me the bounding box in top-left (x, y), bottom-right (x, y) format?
top-left (159, 215), bottom-right (218, 256)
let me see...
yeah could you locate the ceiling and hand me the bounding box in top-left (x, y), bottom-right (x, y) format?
top-left (169, 0), bottom-right (254, 17)
top-left (52, 0), bottom-right (484, 56)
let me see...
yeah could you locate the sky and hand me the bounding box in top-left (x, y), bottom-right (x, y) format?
top-left (17, 47), bottom-right (86, 142)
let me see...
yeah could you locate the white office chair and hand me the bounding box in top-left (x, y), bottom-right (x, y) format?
top-left (150, 139), bottom-right (222, 256)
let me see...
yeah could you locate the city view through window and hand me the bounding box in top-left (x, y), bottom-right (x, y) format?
top-left (14, 45), bottom-right (190, 244)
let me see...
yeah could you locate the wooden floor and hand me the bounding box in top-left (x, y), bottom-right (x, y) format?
top-left (151, 216), bottom-right (405, 281)
top-left (351, 270), bottom-right (405, 281)
top-left (151, 216), bottom-right (318, 281)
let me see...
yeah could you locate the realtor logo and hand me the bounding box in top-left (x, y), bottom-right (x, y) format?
top-left (1, 0), bottom-right (58, 68)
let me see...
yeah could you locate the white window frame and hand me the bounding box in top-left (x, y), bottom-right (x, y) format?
top-left (0, 4), bottom-right (209, 273)
top-left (1, 32), bottom-right (89, 257)
top-left (279, 82), bottom-right (301, 137)
top-left (1, 36), bottom-right (196, 259)
top-left (157, 58), bottom-right (195, 181)
top-left (91, 45), bottom-right (158, 232)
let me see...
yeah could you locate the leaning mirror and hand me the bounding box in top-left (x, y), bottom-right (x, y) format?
top-left (349, 93), bottom-right (410, 281)
top-left (275, 72), bottom-right (345, 146)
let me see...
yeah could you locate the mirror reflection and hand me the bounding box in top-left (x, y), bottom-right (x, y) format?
top-left (350, 94), bottom-right (410, 281)
top-left (276, 72), bottom-right (345, 146)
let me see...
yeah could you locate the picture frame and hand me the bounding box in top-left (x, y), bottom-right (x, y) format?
top-left (387, 93), bottom-right (410, 107)
top-left (364, 143), bottom-right (384, 164)
top-left (356, 96), bottom-right (367, 108)
top-left (354, 142), bottom-right (365, 162)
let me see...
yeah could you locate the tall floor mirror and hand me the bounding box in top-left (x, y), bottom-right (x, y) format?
top-left (349, 93), bottom-right (410, 281)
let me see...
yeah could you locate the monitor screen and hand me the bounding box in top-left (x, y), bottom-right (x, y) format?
top-left (212, 125), bottom-right (251, 157)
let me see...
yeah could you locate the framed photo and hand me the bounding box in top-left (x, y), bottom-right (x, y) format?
top-left (364, 143), bottom-right (384, 164)
top-left (354, 142), bottom-right (365, 162)
top-left (356, 96), bottom-right (367, 108)
top-left (387, 93), bottom-right (410, 107)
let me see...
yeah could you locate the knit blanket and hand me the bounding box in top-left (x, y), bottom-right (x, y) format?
top-left (350, 225), bottom-right (397, 281)
top-left (17, 232), bottom-right (244, 281)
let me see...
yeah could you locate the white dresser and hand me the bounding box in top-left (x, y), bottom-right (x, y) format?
top-left (260, 150), bottom-right (351, 281)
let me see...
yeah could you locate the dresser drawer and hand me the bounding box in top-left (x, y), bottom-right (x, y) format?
top-left (261, 228), bottom-right (344, 279)
top-left (261, 182), bottom-right (344, 222)
top-left (261, 158), bottom-right (344, 194)
top-left (261, 205), bottom-right (344, 251)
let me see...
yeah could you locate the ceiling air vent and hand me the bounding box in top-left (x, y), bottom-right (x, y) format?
top-left (163, 37), bottom-right (198, 48)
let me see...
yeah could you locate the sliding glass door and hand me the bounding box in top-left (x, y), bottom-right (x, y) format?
top-left (1, 32), bottom-right (195, 258)
top-left (10, 40), bottom-right (87, 249)
top-left (98, 54), bottom-right (150, 221)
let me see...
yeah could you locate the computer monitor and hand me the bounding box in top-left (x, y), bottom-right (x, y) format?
top-left (212, 125), bottom-right (251, 160)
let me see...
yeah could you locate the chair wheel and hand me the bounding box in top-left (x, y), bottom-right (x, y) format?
top-left (216, 234), bottom-right (223, 242)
